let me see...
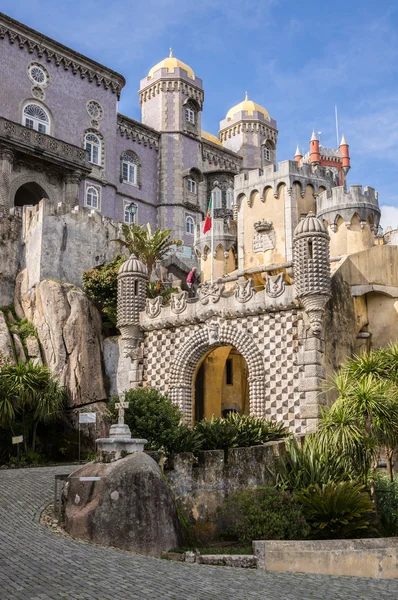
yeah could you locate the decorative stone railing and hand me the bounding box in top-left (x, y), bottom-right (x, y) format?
top-left (194, 218), bottom-right (237, 257)
top-left (0, 117), bottom-right (91, 172)
top-left (141, 274), bottom-right (296, 330)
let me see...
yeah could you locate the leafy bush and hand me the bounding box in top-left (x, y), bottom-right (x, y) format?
top-left (82, 254), bottom-right (125, 327)
top-left (110, 388), bottom-right (182, 451)
top-left (225, 413), bottom-right (288, 447)
top-left (164, 425), bottom-right (204, 454)
top-left (276, 436), bottom-right (350, 491)
top-left (373, 472), bottom-right (398, 536)
top-left (296, 481), bottom-right (375, 539)
top-left (195, 416), bottom-right (238, 452)
top-left (218, 486), bottom-right (309, 542)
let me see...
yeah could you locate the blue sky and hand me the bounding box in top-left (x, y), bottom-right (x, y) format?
top-left (2, 0), bottom-right (397, 227)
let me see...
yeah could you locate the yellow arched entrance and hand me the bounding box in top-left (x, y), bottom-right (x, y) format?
top-left (194, 345), bottom-right (249, 422)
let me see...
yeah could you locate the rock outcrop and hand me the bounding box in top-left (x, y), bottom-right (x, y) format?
top-left (14, 276), bottom-right (109, 434)
top-left (63, 453), bottom-right (185, 556)
top-left (0, 311), bottom-right (15, 363)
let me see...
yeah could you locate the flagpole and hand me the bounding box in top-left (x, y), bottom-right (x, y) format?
top-left (210, 197), bottom-right (214, 284)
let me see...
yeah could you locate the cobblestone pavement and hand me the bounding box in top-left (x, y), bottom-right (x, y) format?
top-left (0, 466), bottom-right (397, 600)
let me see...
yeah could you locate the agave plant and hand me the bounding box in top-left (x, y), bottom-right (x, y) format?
top-left (224, 413), bottom-right (288, 447)
top-left (296, 481), bottom-right (375, 539)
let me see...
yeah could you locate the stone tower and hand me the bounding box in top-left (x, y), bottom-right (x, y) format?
top-left (219, 93), bottom-right (278, 171)
top-left (139, 51), bottom-right (204, 245)
top-left (317, 185), bottom-right (381, 256)
top-left (117, 254), bottom-right (148, 388)
top-left (293, 212), bottom-right (331, 336)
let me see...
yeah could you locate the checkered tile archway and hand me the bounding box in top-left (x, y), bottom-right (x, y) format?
top-left (168, 322), bottom-right (266, 424)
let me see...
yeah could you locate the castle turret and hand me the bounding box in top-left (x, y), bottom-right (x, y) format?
top-left (309, 131), bottom-right (320, 167)
top-left (339, 134), bottom-right (350, 176)
top-left (117, 254), bottom-right (148, 388)
top-left (219, 93), bottom-right (278, 170)
top-left (294, 145), bottom-right (303, 163)
top-left (293, 212), bottom-right (331, 336)
top-left (317, 185), bottom-right (381, 256)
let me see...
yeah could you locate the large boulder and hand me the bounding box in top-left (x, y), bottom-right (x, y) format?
top-left (14, 276), bottom-right (109, 436)
top-left (63, 452), bottom-right (185, 556)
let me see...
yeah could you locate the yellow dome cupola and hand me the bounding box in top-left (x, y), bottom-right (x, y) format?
top-left (226, 92), bottom-right (270, 121)
top-left (147, 48), bottom-right (195, 80)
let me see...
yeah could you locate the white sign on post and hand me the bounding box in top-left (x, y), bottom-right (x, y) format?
top-left (12, 435), bottom-right (23, 444)
top-left (79, 412), bottom-right (97, 424)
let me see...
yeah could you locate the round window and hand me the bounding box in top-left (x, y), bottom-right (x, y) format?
top-left (28, 63), bottom-right (49, 87)
top-left (86, 101), bottom-right (104, 121)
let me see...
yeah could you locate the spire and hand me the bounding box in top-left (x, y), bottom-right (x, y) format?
top-left (245, 91), bottom-right (248, 101)
top-left (169, 47), bottom-right (173, 58)
top-left (295, 144), bottom-right (302, 156)
top-left (310, 130), bottom-right (318, 141)
top-left (340, 134), bottom-right (348, 145)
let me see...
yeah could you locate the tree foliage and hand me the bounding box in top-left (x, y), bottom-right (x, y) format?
top-left (115, 223), bottom-right (182, 277)
top-left (0, 360), bottom-right (66, 454)
top-left (83, 254), bottom-right (125, 327)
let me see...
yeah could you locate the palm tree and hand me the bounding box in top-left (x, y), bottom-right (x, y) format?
top-left (322, 347), bottom-right (398, 482)
top-left (0, 360), bottom-right (66, 453)
top-left (116, 223), bottom-right (182, 277)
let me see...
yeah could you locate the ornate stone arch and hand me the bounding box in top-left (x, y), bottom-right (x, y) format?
top-left (10, 172), bottom-right (54, 207)
top-left (168, 321), bottom-right (266, 424)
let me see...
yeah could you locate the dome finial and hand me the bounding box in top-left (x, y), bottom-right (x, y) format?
top-left (169, 47), bottom-right (173, 58)
top-left (245, 90), bottom-right (248, 101)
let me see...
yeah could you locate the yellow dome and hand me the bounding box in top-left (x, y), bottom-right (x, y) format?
top-left (226, 93), bottom-right (270, 121)
top-left (148, 48), bottom-right (195, 80)
top-left (201, 130), bottom-right (222, 146)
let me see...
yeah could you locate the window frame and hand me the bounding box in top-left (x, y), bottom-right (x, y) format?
top-left (226, 187), bottom-right (234, 210)
top-left (122, 155), bottom-right (138, 185)
top-left (85, 132), bottom-right (101, 166)
top-left (263, 146), bottom-right (271, 162)
top-left (187, 178), bottom-right (197, 194)
top-left (124, 200), bottom-right (138, 225)
top-left (211, 186), bottom-right (222, 209)
top-left (185, 108), bottom-right (195, 124)
top-left (85, 184), bottom-right (101, 210)
top-left (22, 103), bottom-right (50, 135)
top-left (186, 215), bottom-right (195, 234)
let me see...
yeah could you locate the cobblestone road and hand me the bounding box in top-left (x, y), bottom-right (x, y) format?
top-left (0, 465), bottom-right (397, 599)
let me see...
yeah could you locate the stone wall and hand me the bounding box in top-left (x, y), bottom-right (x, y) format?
top-left (150, 441), bottom-right (285, 523)
top-left (0, 209), bottom-right (23, 306)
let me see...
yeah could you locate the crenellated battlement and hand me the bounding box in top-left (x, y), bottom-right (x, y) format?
top-left (317, 185), bottom-right (380, 230)
top-left (234, 160), bottom-right (337, 202)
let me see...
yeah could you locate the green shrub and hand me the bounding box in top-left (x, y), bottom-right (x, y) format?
top-left (110, 388), bottom-right (182, 451)
top-left (296, 481), bottom-right (375, 539)
top-left (82, 254), bottom-right (125, 327)
top-left (373, 472), bottom-right (398, 536)
top-left (276, 436), bottom-right (350, 491)
top-left (225, 413), bottom-right (288, 447)
top-left (195, 416), bottom-right (238, 452)
top-left (164, 425), bottom-right (204, 454)
top-left (218, 486), bottom-right (309, 543)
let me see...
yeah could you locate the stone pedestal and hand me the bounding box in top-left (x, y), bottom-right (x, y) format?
top-left (96, 423), bottom-right (147, 462)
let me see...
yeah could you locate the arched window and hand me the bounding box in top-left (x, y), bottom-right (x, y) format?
top-left (85, 132), bottom-right (101, 165)
top-left (85, 185), bottom-right (100, 209)
top-left (22, 103), bottom-right (50, 134)
top-left (226, 187), bottom-right (234, 209)
top-left (186, 215), bottom-right (195, 234)
top-left (124, 200), bottom-right (137, 224)
top-left (121, 152), bottom-right (138, 185)
top-left (211, 186), bottom-right (222, 209)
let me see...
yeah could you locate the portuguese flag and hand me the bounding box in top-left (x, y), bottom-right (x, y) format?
top-left (203, 197), bottom-right (212, 233)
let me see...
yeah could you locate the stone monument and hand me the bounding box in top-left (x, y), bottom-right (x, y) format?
top-left (96, 394), bottom-right (147, 462)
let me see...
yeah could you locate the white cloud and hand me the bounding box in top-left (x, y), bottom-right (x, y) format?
top-left (380, 205), bottom-right (398, 229)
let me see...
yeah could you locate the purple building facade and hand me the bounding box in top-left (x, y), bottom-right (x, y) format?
top-left (0, 13), bottom-right (279, 261)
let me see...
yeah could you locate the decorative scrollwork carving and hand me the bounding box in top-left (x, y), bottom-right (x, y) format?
top-left (265, 273), bottom-right (286, 298)
top-left (146, 296), bottom-right (163, 319)
top-left (170, 290), bottom-right (188, 314)
top-left (235, 278), bottom-right (255, 303)
top-left (198, 281), bottom-right (225, 304)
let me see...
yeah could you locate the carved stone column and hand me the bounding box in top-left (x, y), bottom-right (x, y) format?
top-left (64, 170), bottom-right (82, 208)
top-left (0, 148), bottom-right (14, 213)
